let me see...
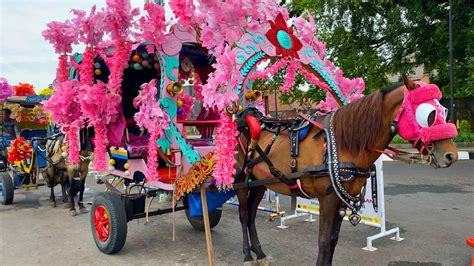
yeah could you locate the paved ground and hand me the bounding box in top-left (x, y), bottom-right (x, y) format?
top-left (1, 160), bottom-right (473, 265)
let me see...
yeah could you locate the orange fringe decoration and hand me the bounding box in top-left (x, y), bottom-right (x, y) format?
top-left (174, 151), bottom-right (216, 201)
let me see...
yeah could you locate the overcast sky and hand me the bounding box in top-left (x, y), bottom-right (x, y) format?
top-left (0, 0), bottom-right (172, 91)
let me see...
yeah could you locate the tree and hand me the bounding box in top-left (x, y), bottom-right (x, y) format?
top-left (288, 0), bottom-right (474, 97)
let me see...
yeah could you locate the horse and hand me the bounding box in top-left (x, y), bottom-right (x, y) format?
top-left (43, 134), bottom-right (69, 208)
top-left (43, 129), bottom-right (93, 215)
top-left (234, 75), bottom-right (458, 265)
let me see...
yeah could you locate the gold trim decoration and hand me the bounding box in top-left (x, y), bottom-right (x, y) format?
top-left (174, 151), bottom-right (216, 201)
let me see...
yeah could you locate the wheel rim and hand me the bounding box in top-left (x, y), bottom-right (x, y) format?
top-left (93, 205), bottom-right (110, 242)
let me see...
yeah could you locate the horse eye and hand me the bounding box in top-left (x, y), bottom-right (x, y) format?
top-left (427, 110), bottom-right (436, 126)
top-left (415, 103), bottom-right (437, 128)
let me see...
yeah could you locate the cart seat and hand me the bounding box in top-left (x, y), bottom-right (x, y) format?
top-left (126, 135), bottom-right (149, 159)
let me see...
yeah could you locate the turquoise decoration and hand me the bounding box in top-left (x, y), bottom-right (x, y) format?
top-left (158, 98), bottom-right (201, 164)
top-left (142, 52), bottom-right (149, 58)
top-left (236, 51), bottom-right (266, 95)
top-left (157, 55), bottom-right (165, 93)
top-left (236, 44), bottom-right (259, 55)
top-left (310, 60), bottom-right (347, 105)
top-left (277, 30), bottom-right (292, 49)
top-left (236, 44), bottom-right (253, 55)
top-left (302, 48), bottom-right (314, 57)
top-left (162, 54), bottom-right (179, 81)
top-left (236, 54), bottom-right (247, 66)
top-left (248, 32), bottom-right (266, 44)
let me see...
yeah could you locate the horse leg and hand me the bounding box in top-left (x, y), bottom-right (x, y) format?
top-left (237, 188), bottom-right (254, 264)
top-left (316, 192), bottom-right (342, 266)
top-left (68, 172), bottom-right (77, 216)
top-left (247, 186), bottom-right (268, 264)
top-left (78, 172), bottom-right (87, 214)
top-left (50, 185), bottom-right (56, 208)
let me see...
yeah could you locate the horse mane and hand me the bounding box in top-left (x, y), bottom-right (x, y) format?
top-left (333, 89), bottom-right (385, 156)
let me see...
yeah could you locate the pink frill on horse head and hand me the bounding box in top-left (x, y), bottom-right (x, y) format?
top-left (396, 82), bottom-right (458, 146)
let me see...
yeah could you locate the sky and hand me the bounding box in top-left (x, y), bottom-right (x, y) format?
top-left (0, 0), bottom-right (172, 91)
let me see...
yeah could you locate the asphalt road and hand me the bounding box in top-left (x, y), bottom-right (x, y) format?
top-left (1, 160), bottom-right (473, 265)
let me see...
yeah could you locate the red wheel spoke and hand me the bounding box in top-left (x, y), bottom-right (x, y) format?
top-left (93, 205), bottom-right (110, 242)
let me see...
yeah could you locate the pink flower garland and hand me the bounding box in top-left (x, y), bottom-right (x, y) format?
top-left (248, 58), bottom-right (289, 81)
top-left (77, 81), bottom-right (112, 171)
top-left (0, 77), bottom-right (13, 104)
top-left (201, 46), bottom-right (242, 111)
top-left (169, 0), bottom-right (195, 26)
top-left (213, 112), bottom-right (238, 190)
top-left (133, 80), bottom-right (170, 182)
top-left (80, 47), bottom-right (95, 86)
top-left (297, 64), bottom-right (331, 91)
top-left (57, 54), bottom-right (69, 83)
top-left (278, 60), bottom-right (298, 92)
top-left (137, 2), bottom-right (168, 46)
top-left (67, 120), bottom-right (82, 166)
top-left (93, 122), bottom-right (107, 171)
top-left (43, 80), bottom-right (82, 165)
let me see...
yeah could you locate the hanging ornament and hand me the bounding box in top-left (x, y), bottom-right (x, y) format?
top-left (132, 54), bottom-right (141, 62)
top-left (124, 162), bottom-right (130, 170)
top-left (142, 60), bottom-right (149, 67)
top-left (94, 69), bottom-right (102, 76)
top-left (225, 101), bottom-right (239, 115)
top-left (166, 82), bottom-right (183, 96)
top-left (94, 62), bottom-right (101, 69)
top-left (176, 99), bottom-right (183, 107)
top-left (153, 63), bottom-right (160, 70)
top-left (134, 63), bottom-right (143, 70)
top-left (109, 159), bottom-right (115, 166)
top-left (245, 90), bottom-right (257, 101)
top-left (141, 52), bottom-right (149, 58)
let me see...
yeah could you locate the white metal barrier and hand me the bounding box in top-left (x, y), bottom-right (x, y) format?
top-left (278, 156), bottom-right (404, 251)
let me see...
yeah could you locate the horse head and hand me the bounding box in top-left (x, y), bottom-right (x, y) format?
top-left (395, 75), bottom-right (458, 167)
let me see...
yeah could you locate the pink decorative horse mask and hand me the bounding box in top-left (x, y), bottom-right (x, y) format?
top-left (394, 76), bottom-right (458, 167)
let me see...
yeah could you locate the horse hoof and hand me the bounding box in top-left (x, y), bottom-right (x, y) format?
top-left (257, 257), bottom-right (272, 266)
top-left (70, 210), bottom-right (77, 216)
top-left (79, 207), bottom-right (88, 214)
top-left (243, 260), bottom-right (256, 266)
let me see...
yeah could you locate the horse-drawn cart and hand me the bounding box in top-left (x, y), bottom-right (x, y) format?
top-left (41, 1), bottom-right (459, 264)
top-left (1, 94), bottom-right (52, 205)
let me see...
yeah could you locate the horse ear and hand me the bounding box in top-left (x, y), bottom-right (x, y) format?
top-left (420, 75), bottom-right (430, 84)
top-left (402, 74), bottom-right (417, 90)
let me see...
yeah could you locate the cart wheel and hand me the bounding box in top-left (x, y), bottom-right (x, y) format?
top-left (183, 195), bottom-right (222, 231)
top-left (1, 172), bottom-right (14, 205)
top-left (90, 192), bottom-right (127, 254)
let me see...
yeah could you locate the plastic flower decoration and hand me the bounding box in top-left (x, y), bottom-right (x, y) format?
top-left (0, 77), bottom-right (13, 104)
top-left (13, 83), bottom-right (35, 96)
top-left (7, 137), bottom-right (32, 164)
top-left (265, 13), bottom-right (303, 59)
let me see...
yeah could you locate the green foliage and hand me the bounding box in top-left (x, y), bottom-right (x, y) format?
top-left (391, 134), bottom-right (408, 144)
top-left (455, 120), bottom-right (473, 142)
top-left (454, 132), bottom-right (474, 143)
top-left (289, 0), bottom-right (474, 96)
top-left (458, 120), bottom-right (471, 133)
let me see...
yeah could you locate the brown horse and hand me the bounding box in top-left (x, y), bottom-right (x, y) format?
top-left (44, 130), bottom-right (93, 215)
top-left (235, 75), bottom-right (458, 265)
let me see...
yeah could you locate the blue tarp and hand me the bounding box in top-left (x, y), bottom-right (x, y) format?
top-left (188, 190), bottom-right (236, 217)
